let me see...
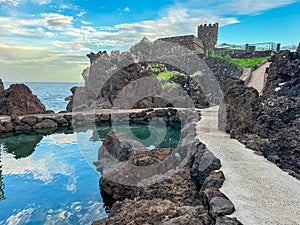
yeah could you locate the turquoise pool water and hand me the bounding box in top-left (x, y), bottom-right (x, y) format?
top-left (0, 122), bottom-right (180, 225)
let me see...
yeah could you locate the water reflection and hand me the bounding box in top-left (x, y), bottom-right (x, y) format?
top-left (0, 150), bottom-right (4, 201)
top-left (0, 122), bottom-right (181, 224)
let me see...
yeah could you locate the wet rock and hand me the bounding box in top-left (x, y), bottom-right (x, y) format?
top-left (0, 84), bottom-right (46, 116)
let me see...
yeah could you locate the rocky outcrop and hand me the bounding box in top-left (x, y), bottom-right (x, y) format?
top-left (220, 50), bottom-right (300, 178)
top-left (129, 37), bottom-right (153, 60)
top-left (93, 110), bottom-right (242, 224)
top-left (0, 83), bottom-right (46, 116)
top-left (66, 36), bottom-right (241, 112)
top-left (0, 79), bottom-right (4, 92)
top-left (219, 77), bottom-right (261, 133)
top-left (203, 57), bottom-right (243, 81)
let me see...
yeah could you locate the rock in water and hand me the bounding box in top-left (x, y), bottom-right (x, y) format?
top-left (0, 84), bottom-right (46, 116)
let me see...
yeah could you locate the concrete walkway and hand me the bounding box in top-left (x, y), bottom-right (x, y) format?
top-left (247, 62), bottom-right (270, 93)
top-left (197, 106), bottom-right (300, 225)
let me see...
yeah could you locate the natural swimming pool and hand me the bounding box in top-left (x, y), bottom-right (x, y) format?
top-left (0, 121), bottom-right (181, 225)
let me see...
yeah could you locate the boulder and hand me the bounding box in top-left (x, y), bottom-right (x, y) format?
top-left (21, 116), bottom-right (38, 126)
top-left (98, 129), bottom-right (148, 162)
top-left (33, 119), bottom-right (58, 130)
top-left (201, 171), bottom-right (225, 190)
top-left (215, 216), bottom-right (243, 225)
top-left (209, 196), bottom-right (235, 218)
top-left (202, 188), bottom-right (235, 218)
top-left (92, 199), bottom-right (212, 225)
top-left (190, 143), bottom-right (221, 188)
top-left (0, 84), bottom-right (46, 116)
top-left (54, 115), bottom-right (69, 127)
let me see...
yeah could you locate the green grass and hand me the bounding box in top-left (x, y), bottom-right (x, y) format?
top-left (230, 57), bottom-right (271, 68)
top-left (209, 53), bottom-right (271, 69)
top-left (157, 71), bottom-right (188, 80)
top-left (157, 71), bottom-right (173, 80)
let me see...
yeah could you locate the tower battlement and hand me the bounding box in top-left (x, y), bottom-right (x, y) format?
top-left (197, 23), bottom-right (219, 50)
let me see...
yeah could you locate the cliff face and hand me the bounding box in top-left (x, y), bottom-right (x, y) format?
top-left (221, 50), bottom-right (300, 178)
top-left (0, 82), bottom-right (46, 116)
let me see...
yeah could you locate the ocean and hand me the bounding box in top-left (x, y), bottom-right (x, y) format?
top-left (3, 82), bottom-right (81, 113)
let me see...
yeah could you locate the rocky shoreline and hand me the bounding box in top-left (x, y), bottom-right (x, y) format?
top-left (220, 50), bottom-right (300, 179)
top-left (92, 110), bottom-right (242, 225)
top-left (0, 108), bottom-right (184, 137)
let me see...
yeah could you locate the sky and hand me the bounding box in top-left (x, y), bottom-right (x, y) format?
top-left (0, 0), bottom-right (300, 82)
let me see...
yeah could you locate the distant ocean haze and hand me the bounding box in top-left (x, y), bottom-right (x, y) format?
top-left (3, 82), bottom-right (82, 113)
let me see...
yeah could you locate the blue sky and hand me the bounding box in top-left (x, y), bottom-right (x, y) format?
top-left (0, 0), bottom-right (299, 82)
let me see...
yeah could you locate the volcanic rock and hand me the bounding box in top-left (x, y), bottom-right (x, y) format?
top-left (0, 84), bottom-right (46, 116)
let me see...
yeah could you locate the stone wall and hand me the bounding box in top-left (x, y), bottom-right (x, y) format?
top-left (0, 108), bottom-right (187, 137)
top-left (156, 35), bottom-right (204, 55)
top-left (213, 49), bottom-right (273, 58)
top-left (198, 23), bottom-right (218, 50)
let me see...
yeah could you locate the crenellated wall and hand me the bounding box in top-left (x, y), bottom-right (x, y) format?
top-left (198, 23), bottom-right (219, 50)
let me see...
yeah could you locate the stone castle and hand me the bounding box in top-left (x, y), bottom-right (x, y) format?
top-left (157, 23), bottom-right (219, 55)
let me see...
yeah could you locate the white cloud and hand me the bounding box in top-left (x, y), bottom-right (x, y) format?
top-left (0, 0), bottom-right (19, 6)
top-left (41, 13), bottom-right (73, 27)
top-left (77, 11), bottom-right (86, 18)
top-left (124, 7), bottom-right (130, 12)
top-left (180, 0), bottom-right (298, 15)
top-left (30, 0), bottom-right (51, 5)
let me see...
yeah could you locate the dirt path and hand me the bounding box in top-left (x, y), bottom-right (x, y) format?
top-left (247, 62), bottom-right (270, 93)
top-left (197, 106), bottom-right (300, 225)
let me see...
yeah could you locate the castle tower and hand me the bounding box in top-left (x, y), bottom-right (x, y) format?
top-left (197, 23), bottom-right (219, 50)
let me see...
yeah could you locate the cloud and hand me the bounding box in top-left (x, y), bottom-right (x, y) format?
top-left (30, 0), bottom-right (51, 5)
top-left (124, 7), bottom-right (130, 12)
top-left (41, 13), bottom-right (73, 27)
top-left (77, 11), bottom-right (86, 18)
top-left (0, 0), bottom-right (19, 6)
top-left (181, 0), bottom-right (298, 15)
